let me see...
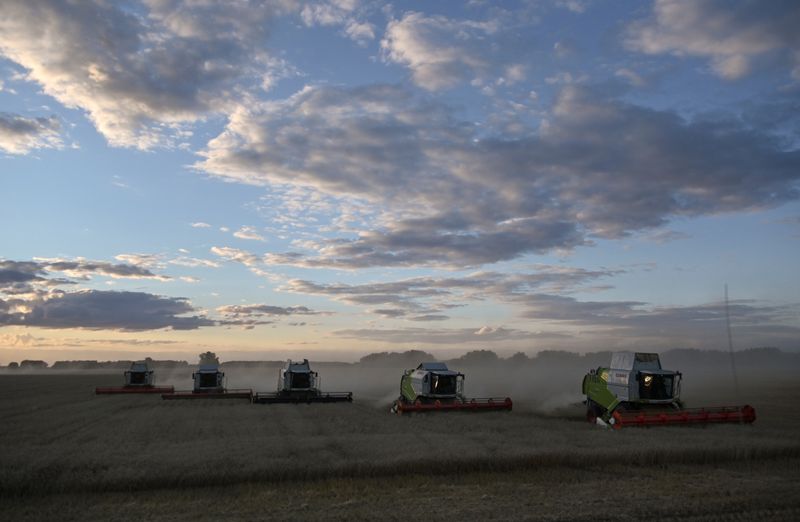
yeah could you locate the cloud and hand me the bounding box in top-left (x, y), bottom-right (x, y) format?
top-left (114, 253), bottom-right (162, 268)
top-left (614, 68), bottom-right (645, 87)
top-left (300, 0), bottom-right (375, 45)
top-left (0, 260), bottom-right (47, 286)
top-left (217, 304), bottom-right (318, 316)
top-left (233, 226), bottom-right (265, 241)
top-left (281, 266), bottom-right (619, 317)
top-left (333, 326), bottom-right (547, 344)
top-left (210, 246), bottom-right (260, 266)
top-left (0, 332), bottom-right (42, 347)
top-left (216, 303), bottom-right (321, 329)
top-left (2, 258), bottom-right (169, 286)
top-left (34, 258), bottom-right (170, 281)
top-left (626, 0), bottom-right (800, 79)
top-left (555, 0), bottom-right (591, 13)
top-left (198, 83), bottom-right (800, 268)
top-left (380, 12), bottom-right (509, 90)
top-left (0, 112), bottom-right (62, 154)
top-left (0, 0), bottom-right (296, 148)
top-left (0, 257), bottom-right (325, 332)
top-left (191, 222), bottom-right (212, 228)
top-left (0, 290), bottom-right (214, 331)
top-left (517, 293), bottom-right (800, 349)
top-left (638, 229), bottom-right (690, 244)
top-left (168, 256), bottom-right (220, 269)
top-left (408, 314), bottom-right (449, 322)
top-left (0, 258), bottom-right (206, 331)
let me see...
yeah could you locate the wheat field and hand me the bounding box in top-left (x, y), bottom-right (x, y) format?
top-left (2, 369), bottom-right (800, 520)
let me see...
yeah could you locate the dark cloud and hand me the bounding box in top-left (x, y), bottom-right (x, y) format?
top-left (217, 304), bottom-right (318, 316)
top-left (0, 261), bottom-right (47, 285)
top-left (215, 303), bottom-right (322, 330)
top-left (40, 260), bottom-right (170, 280)
top-left (0, 112), bottom-right (62, 154)
top-left (0, 258), bottom-right (170, 307)
top-left (199, 84), bottom-right (800, 268)
top-left (371, 308), bottom-right (408, 318)
top-left (282, 267), bottom-right (621, 317)
top-left (0, 258), bottom-right (326, 332)
top-left (0, 290), bottom-right (214, 331)
top-left (408, 314), bottom-right (449, 322)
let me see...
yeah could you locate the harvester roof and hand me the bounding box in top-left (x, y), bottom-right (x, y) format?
top-left (610, 352), bottom-right (662, 371)
top-left (130, 361), bottom-right (149, 372)
top-left (197, 364), bottom-right (220, 373)
top-left (286, 359), bottom-right (312, 373)
top-left (416, 362), bottom-right (458, 375)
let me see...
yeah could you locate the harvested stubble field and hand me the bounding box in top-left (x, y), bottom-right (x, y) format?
top-left (2, 366), bottom-right (800, 521)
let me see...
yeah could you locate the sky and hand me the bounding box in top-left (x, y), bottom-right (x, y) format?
top-left (1, 0), bottom-right (799, 364)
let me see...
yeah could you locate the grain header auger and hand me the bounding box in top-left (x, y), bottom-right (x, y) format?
top-left (161, 363), bottom-right (252, 400)
top-left (95, 361), bottom-right (174, 394)
top-left (391, 362), bottom-right (512, 414)
top-left (582, 351), bottom-right (756, 429)
top-left (253, 359), bottom-right (353, 404)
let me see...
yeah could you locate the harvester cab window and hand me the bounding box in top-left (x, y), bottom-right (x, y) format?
top-left (431, 374), bottom-right (456, 395)
top-left (129, 372), bottom-right (146, 385)
top-left (639, 373), bottom-right (674, 401)
top-left (199, 372), bottom-right (218, 388)
top-left (291, 372), bottom-right (311, 389)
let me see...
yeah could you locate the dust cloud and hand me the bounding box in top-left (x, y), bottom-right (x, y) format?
top-left (4, 348), bottom-right (797, 416)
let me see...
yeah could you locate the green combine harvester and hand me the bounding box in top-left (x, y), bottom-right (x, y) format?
top-left (391, 362), bottom-right (512, 414)
top-left (582, 351), bottom-right (756, 428)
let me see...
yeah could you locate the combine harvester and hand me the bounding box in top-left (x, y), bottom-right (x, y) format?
top-left (391, 362), bottom-right (512, 414)
top-left (253, 359), bottom-right (352, 404)
top-left (582, 351), bottom-right (756, 428)
top-left (161, 364), bottom-right (251, 400)
top-left (95, 361), bottom-right (174, 394)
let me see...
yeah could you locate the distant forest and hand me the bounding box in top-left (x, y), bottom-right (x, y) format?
top-left (3, 347), bottom-right (798, 371)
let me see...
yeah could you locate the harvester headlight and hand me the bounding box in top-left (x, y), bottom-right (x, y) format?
top-left (643, 375), bottom-right (653, 387)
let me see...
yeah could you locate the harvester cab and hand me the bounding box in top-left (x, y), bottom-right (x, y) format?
top-left (403, 362), bottom-right (464, 402)
top-left (391, 362), bottom-right (512, 414)
top-left (192, 364), bottom-right (225, 393)
top-left (280, 359), bottom-right (317, 393)
top-left (125, 361), bottom-right (155, 387)
top-left (253, 359), bottom-right (353, 404)
top-left (583, 351), bottom-right (755, 428)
